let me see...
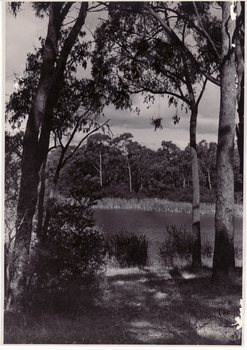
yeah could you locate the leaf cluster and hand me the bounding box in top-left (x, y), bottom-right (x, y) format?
top-left (6, 32), bottom-right (102, 139)
top-left (92, 1), bottom-right (222, 113)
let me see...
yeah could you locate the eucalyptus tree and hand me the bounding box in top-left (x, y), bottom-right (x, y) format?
top-left (92, 1), bottom-right (222, 268)
top-left (7, 42), bottom-right (110, 241)
top-left (92, 1), bottom-right (244, 279)
top-left (85, 133), bottom-right (112, 187)
top-left (143, 1), bottom-right (244, 280)
top-left (112, 133), bottom-right (143, 193)
top-left (5, 1), bottom-right (112, 306)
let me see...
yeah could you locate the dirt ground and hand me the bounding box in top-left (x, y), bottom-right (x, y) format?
top-left (92, 266), bottom-right (243, 345)
top-left (4, 265), bottom-right (242, 345)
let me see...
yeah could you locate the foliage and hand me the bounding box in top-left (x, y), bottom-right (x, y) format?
top-left (92, 1), bottom-right (221, 116)
top-left (5, 131), bottom-right (23, 204)
top-left (159, 225), bottom-right (213, 268)
top-left (4, 131), bottom-right (24, 303)
top-left (106, 230), bottom-right (150, 268)
top-left (32, 201), bottom-right (107, 291)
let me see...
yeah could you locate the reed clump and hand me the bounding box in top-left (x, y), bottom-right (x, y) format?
top-left (159, 225), bottom-right (213, 268)
top-left (106, 229), bottom-right (150, 268)
top-left (94, 197), bottom-right (243, 216)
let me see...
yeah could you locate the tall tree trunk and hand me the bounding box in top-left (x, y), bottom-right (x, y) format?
top-left (127, 159), bottom-right (132, 192)
top-left (10, 2), bottom-right (88, 308)
top-left (207, 168), bottom-right (212, 190)
top-left (235, 2), bottom-right (244, 177)
top-left (12, 2), bottom-right (61, 301)
top-left (99, 152), bottom-right (103, 187)
top-left (212, 2), bottom-right (236, 281)
top-left (37, 156), bottom-right (47, 241)
top-left (190, 105), bottom-right (201, 268)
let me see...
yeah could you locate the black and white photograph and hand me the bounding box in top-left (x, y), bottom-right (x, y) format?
top-left (3, 1), bottom-right (244, 345)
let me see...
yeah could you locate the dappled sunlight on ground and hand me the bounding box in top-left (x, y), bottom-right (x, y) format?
top-left (94, 266), bottom-right (242, 344)
top-left (129, 320), bottom-right (173, 343)
top-left (4, 265), bottom-right (242, 345)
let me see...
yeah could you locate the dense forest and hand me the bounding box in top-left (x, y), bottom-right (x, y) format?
top-left (5, 130), bottom-right (243, 210)
top-left (44, 132), bottom-right (243, 204)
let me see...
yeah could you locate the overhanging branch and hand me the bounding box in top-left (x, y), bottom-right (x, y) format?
top-left (144, 5), bottom-right (220, 87)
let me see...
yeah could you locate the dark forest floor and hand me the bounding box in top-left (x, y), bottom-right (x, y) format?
top-left (4, 266), bottom-right (242, 345)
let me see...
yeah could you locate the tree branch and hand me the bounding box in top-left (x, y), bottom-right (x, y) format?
top-left (59, 2), bottom-right (74, 25)
top-left (196, 78), bottom-right (208, 107)
top-left (192, 2), bottom-right (221, 60)
top-left (62, 119), bottom-right (111, 166)
top-left (144, 5), bottom-right (220, 87)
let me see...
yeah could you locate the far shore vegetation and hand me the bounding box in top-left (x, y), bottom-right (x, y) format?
top-left (93, 197), bottom-right (243, 216)
top-left (56, 195), bottom-right (243, 217)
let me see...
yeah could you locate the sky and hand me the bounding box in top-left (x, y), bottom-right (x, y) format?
top-left (4, 1), bottom-right (221, 151)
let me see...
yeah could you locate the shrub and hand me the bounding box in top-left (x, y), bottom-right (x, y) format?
top-left (159, 225), bottom-right (213, 268)
top-left (32, 202), bottom-right (107, 291)
top-left (106, 230), bottom-right (150, 268)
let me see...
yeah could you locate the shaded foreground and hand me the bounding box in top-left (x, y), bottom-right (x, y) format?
top-left (4, 266), bottom-right (242, 345)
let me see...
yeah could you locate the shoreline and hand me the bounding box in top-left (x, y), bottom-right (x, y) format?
top-left (93, 197), bottom-right (243, 217)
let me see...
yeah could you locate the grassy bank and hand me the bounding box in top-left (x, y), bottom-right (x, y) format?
top-left (94, 197), bottom-right (243, 216)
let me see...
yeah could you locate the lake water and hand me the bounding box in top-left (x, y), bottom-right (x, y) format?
top-left (93, 209), bottom-right (243, 266)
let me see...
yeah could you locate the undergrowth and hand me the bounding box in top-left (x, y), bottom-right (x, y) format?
top-left (159, 225), bottom-right (213, 268)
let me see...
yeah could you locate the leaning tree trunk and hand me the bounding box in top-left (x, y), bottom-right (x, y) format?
top-left (9, 2), bottom-right (88, 308)
top-left (190, 105), bottom-right (201, 268)
top-left (212, 2), bottom-right (237, 282)
top-left (11, 4), bottom-right (61, 306)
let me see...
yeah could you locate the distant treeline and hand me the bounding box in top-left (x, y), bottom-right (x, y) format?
top-left (46, 133), bottom-right (243, 204)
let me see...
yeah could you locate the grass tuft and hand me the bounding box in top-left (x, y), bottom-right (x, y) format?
top-left (159, 225), bottom-right (213, 268)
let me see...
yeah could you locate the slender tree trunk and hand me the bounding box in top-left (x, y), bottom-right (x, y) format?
top-left (207, 168), bottom-right (212, 190)
top-left (182, 176), bottom-right (186, 188)
top-left (37, 157), bottom-right (47, 241)
top-left (235, 2), bottom-right (244, 176)
top-left (212, 2), bottom-right (236, 281)
top-left (190, 105), bottom-right (201, 268)
top-left (127, 159), bottom-right (132, 192)
top-left (99, 152), bottom-right (103, 187)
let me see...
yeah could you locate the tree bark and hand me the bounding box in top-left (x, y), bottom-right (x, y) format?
top-left (212, 2), bottom-right (236, 281)
top-left (182, 55), bottom-right (202, 269)
top-left (235, 2), bottom-right (244, 176)
top-left (190, 105), bottom-right (201, 268)
top-left (127, 159), bottom-right (132, 192)
top-left (37, 156), bottom-right (47, 241)
top-left (99, 152), bottom-right (103, 187)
